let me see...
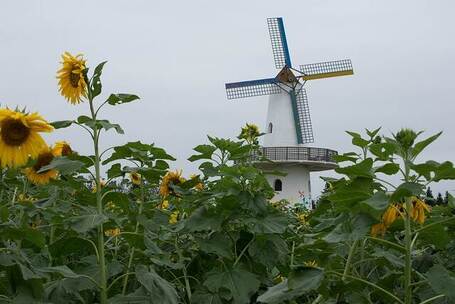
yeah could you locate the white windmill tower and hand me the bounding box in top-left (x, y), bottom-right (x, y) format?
top-left (225, 17), bottom-right (354, 208)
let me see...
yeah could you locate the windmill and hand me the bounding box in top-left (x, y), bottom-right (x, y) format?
top-left (225, 17), bottom-right (354, 206)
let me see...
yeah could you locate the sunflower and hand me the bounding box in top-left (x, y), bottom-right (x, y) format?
top-left (91, 179), bottom-right (106, 193)
top-left (370, 222), bottom-right (387, 237)
top-left (190, 174), bottom-right (204, 191)
top-left (410, 197), bottom-right (431, 224)
top-left (303, 260), bottom-right (318, 268)
top-left (159, 170), bottom-right (185, 197)
top-left (239, 123), bottom-right (260, 144)
top-left (129, 172), bottom-right (141, 186)
top-left (57, 52), bottom-right (87, 104)
top-left (52, 141), bottom-right (73, 156)
top-left (0, 108), bottom-right (53, 168)
top-left (104, 228), bottom-right (121, 237)
top-left (382, 204), bottom-right (402, 227)
top-left (23, 148), bottom-right (58, 185)
top-left (168, 211), bottom-right (179, 225)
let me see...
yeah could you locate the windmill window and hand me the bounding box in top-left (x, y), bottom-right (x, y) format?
top-left (268, 122), bottom-right (273, 133)
top-left (274, 179), bottom-right (282, 191)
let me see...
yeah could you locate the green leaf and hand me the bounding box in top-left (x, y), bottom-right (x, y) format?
top-left (426, 264), bottom-right (455, 301)
top-left (39, 157), bottom-right (84, 175)
top-left (198, 233), bottom-right (233, 259)
top-left (257, 268), bottom-right (324, 304)
top-left (107, 93), bottom-right (140, 105)
top-left (97, 120), bottom-right (124, 134)
top-left (411, 131), bottom-right (442, 159)
top-left (419, 222), bottom-right (450, 250)
top-left (359, 191), bottom-right (389, 219)
top-left (107, 163), bottom-right (123, 179)
top-left (374, 163), bottom-right (400, 175)
top-left (257, 281), bottom-right (298, 304)
top-left (335, 158), bottom-right (373, 178)
top-left (324, 213), bottom-right (374, 243)
top-left (135, 265), bottom-right (179, 304)
top-left (51, 120), bottom-right (73, 129)
top-left (185, 206), bottom-right (223, 232)
top-left (366, 127), bottom-right (381, 139)
top-left (90, 61), bottom-right (107, 98)
top-left (188, 144), bottom-right (217, 162)
top-left (204, 268), bottom-right (260, 304)
top-left (2, 227), bottom-right (45, 248)
top-left (246, 214), bottom-right (288, 234)
top-left (333, 152), bottom-right (358, 163)
top-left (390, 182), bottom-right (423, 202)
top-left (288, 267), bottom-right (324, 292)
top-left (66, 214), bottom-right (108, 233)
top-left (369, 142), bottom-right (396, 161)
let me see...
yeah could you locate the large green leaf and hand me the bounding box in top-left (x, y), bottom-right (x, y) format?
top-left (390, 182), bottom-right (423, 202)
top-left (204, 268), bottom-right (260, 304)
top-left (90, 61), bottom-right (107, 98)
top-left (335, 158), bottom-right (373, 178)
top-left (374, 163), bottom-right (400, 175)
top-left (257, 268), bottom-right (324, 303)
top-left (359, 192), bottom-right (389, 219)
top-left (51, 120), bottom-right (73, 129)
top-left (65, 214), bottom-right (108, 233)
top-left (107, 93), bottom-right (140, 105)
top-left (39, 157), bottom-right (85, 175)
top-left (2, 227), bottom-right (45, 248)
top-left (135, 265), bottom-right (179, 304)
top-left (426, 264), bottom-right (455, 301)
top-left (324, 213), bottom-right (374, 243)
top-left (411, 131), bottom-right (442, 159)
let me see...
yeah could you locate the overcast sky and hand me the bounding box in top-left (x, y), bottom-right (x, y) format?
top-left (1, 0), bottom-right (454, 196)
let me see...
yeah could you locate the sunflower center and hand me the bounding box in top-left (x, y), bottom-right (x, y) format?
top-left (69, 69), bottom-right (80, 88)
top-left (61, 144), bottom-right (73, 156)
top-left (1, 119), bottom-right (30, 146)
top-left (33, 152), bottom-right (54, 172)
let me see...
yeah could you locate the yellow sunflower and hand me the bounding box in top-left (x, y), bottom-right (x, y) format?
top-left (169, 211), bottom-right (179, 224)
top-left (104, 228), bottom-right (121, 237)
top-left (190, 174), bottom-right (204, 191)
top-left (382, 204), bottom-right (402, 227)
top-left (370, 222), bottom-right (387, 237)
top-left (57, 52), bottom-right (87, 104)
top-left (23, 148), bottom-right (58, 185)
top-left (410, 197), bottom-right (431, 224)
top-left (0, 108), bottom-right (53, 168)
top-left (159, 170), bottom-right (185, 197)
top-left (129, 172), bottom-right (141, 185)
top-left (52, 141), bottom-right (73, 157)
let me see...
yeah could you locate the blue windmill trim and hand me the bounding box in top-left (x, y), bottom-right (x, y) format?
top-left (277, 18), bottom-right (292, 67)
top-left (225, 77), bottom-right (278, 89)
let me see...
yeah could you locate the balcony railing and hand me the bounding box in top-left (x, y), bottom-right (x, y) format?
top-left (250, 146), bottom-right (337, 163)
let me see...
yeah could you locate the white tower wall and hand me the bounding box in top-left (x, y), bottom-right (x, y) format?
top-left (265, 165), bottom-right (312, 208)
top-left (262, 92), bottom-right (299, 147)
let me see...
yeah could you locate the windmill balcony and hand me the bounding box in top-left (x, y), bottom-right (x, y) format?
top-left (250, 146), bottom-right (338, 171)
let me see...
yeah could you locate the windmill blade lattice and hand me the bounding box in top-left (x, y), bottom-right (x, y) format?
top-left (267, 18), bottom-right (292, 69)
top-left (299, 59), bottom-right (353, 81)
top-left (295, 88), bottom-right (314, 144)
top-left (225, 78), bottom-right (281, 100)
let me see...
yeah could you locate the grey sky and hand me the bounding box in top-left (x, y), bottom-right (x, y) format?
top-left (1, 0), bottom-right (454, 196)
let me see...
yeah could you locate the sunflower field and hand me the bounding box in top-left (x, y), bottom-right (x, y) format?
top-left (0, 54), bottom-right (455, 304)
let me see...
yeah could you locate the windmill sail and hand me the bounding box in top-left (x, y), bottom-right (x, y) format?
top-left (225, 78), bottom-right (281, 100)
top-left (295, 88), bottom-right (314, 144)
top-left (267, 18), bottom-right (292, 69)
top-left (299, 59), bottom-right (353, 81)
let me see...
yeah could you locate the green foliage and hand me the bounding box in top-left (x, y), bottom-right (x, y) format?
top-left (1, 56), bottom-right (454, 304)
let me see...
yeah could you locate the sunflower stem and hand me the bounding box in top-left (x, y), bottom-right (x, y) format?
top-left (403, 159), bottom-right (413, 304)
top-left (122, 172), bottom-right (144, 295)
top-left (89, 93), bottom-right (108, 304)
